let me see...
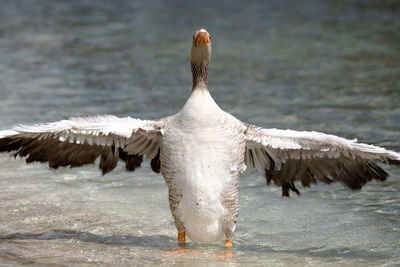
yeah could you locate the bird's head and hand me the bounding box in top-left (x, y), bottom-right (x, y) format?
top-left (191, 29), bottom-right (211, 66)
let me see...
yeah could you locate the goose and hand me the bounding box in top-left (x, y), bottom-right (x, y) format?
top-left (0, 28), bottom-right (399, 248)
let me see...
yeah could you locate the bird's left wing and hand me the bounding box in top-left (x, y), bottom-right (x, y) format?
top-left (0, 115), bottom-right (164, 174)
top-left (244, 124), bottom-right (400, 197)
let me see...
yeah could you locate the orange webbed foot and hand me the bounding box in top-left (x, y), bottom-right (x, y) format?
top-left (224, 239), bottom-right (232, 249)
top-left (178, 231), bottom-right (186, 247)
top-left (216, 240), bottom-right (233, 258)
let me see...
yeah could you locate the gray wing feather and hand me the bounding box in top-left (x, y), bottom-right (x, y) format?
top-left (0, 115), bottom-right (163, 174)
top-left (245, 125), bottom-right (400, 197)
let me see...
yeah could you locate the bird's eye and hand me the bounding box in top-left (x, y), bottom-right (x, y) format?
top-left (193, 35), bottom-right (195, 39)
top-left (209, 36), bottom-right (211, 40)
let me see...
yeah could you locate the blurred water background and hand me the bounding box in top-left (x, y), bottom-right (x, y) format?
top-left (0, 0), bottom-right (399, 265)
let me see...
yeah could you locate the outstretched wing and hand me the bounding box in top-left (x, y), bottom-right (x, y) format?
top-left (0, 115), bottom-right (164, 174)
top-left (244, 125), bottom-right (400, 197)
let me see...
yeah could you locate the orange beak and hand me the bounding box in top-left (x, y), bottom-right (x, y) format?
top-left (194, 32), bottom-right (210, 46)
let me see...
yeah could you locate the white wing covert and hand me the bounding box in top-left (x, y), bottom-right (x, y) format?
top-left (0, 115), bottom-right (164, 174)
top-left (244, 124), bottom-right (400, 197)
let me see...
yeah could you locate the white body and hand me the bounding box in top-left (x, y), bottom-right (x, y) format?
top-left (160, 90), bottom-right (246, 242)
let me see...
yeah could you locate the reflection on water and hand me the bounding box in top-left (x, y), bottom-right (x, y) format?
top-left (0, 0), bottom-right (399, 265)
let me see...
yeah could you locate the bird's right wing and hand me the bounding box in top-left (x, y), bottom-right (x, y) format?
top-left (0, 115), bottom-right (164, 174)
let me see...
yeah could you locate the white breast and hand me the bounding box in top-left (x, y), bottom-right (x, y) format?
top-left (160, 90), bottom-right (246, 242)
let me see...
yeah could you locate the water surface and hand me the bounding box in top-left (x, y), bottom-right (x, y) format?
top-left (0, 0), bottom-right (399, 266)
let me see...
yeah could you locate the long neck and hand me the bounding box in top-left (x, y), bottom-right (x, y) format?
top-left (191, 61), bottom-right (208, 91)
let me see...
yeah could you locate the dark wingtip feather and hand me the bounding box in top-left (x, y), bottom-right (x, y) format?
top-left (99, 146), bottom-right (119, 175)
top-left (0, 135), bottom-right (145, 175)
top-left (281, 182), bottom-right (300, 198)
top-left (150, 149), bottom-right (161, 173)
top-left (388, 158), bottom-right (400, 165)
top-left (118, 148), bottom-right (143, 172)
top-left (0, 137), bottom-right (26, 153)
top-left (367, 161), bottom-right (389, 182)
top-left (264, 169), bottom-right (272, 185)
top-left (337, 160), bottom-right (389, 190)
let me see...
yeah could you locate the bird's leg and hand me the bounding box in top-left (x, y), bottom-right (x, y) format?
top-left (224, 239), bottom-right (232, 249)
top-left (178, 231), bottom-right (186, 246)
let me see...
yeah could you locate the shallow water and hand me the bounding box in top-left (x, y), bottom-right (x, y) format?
top-left (0, 0), bottom-right (399, 266)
